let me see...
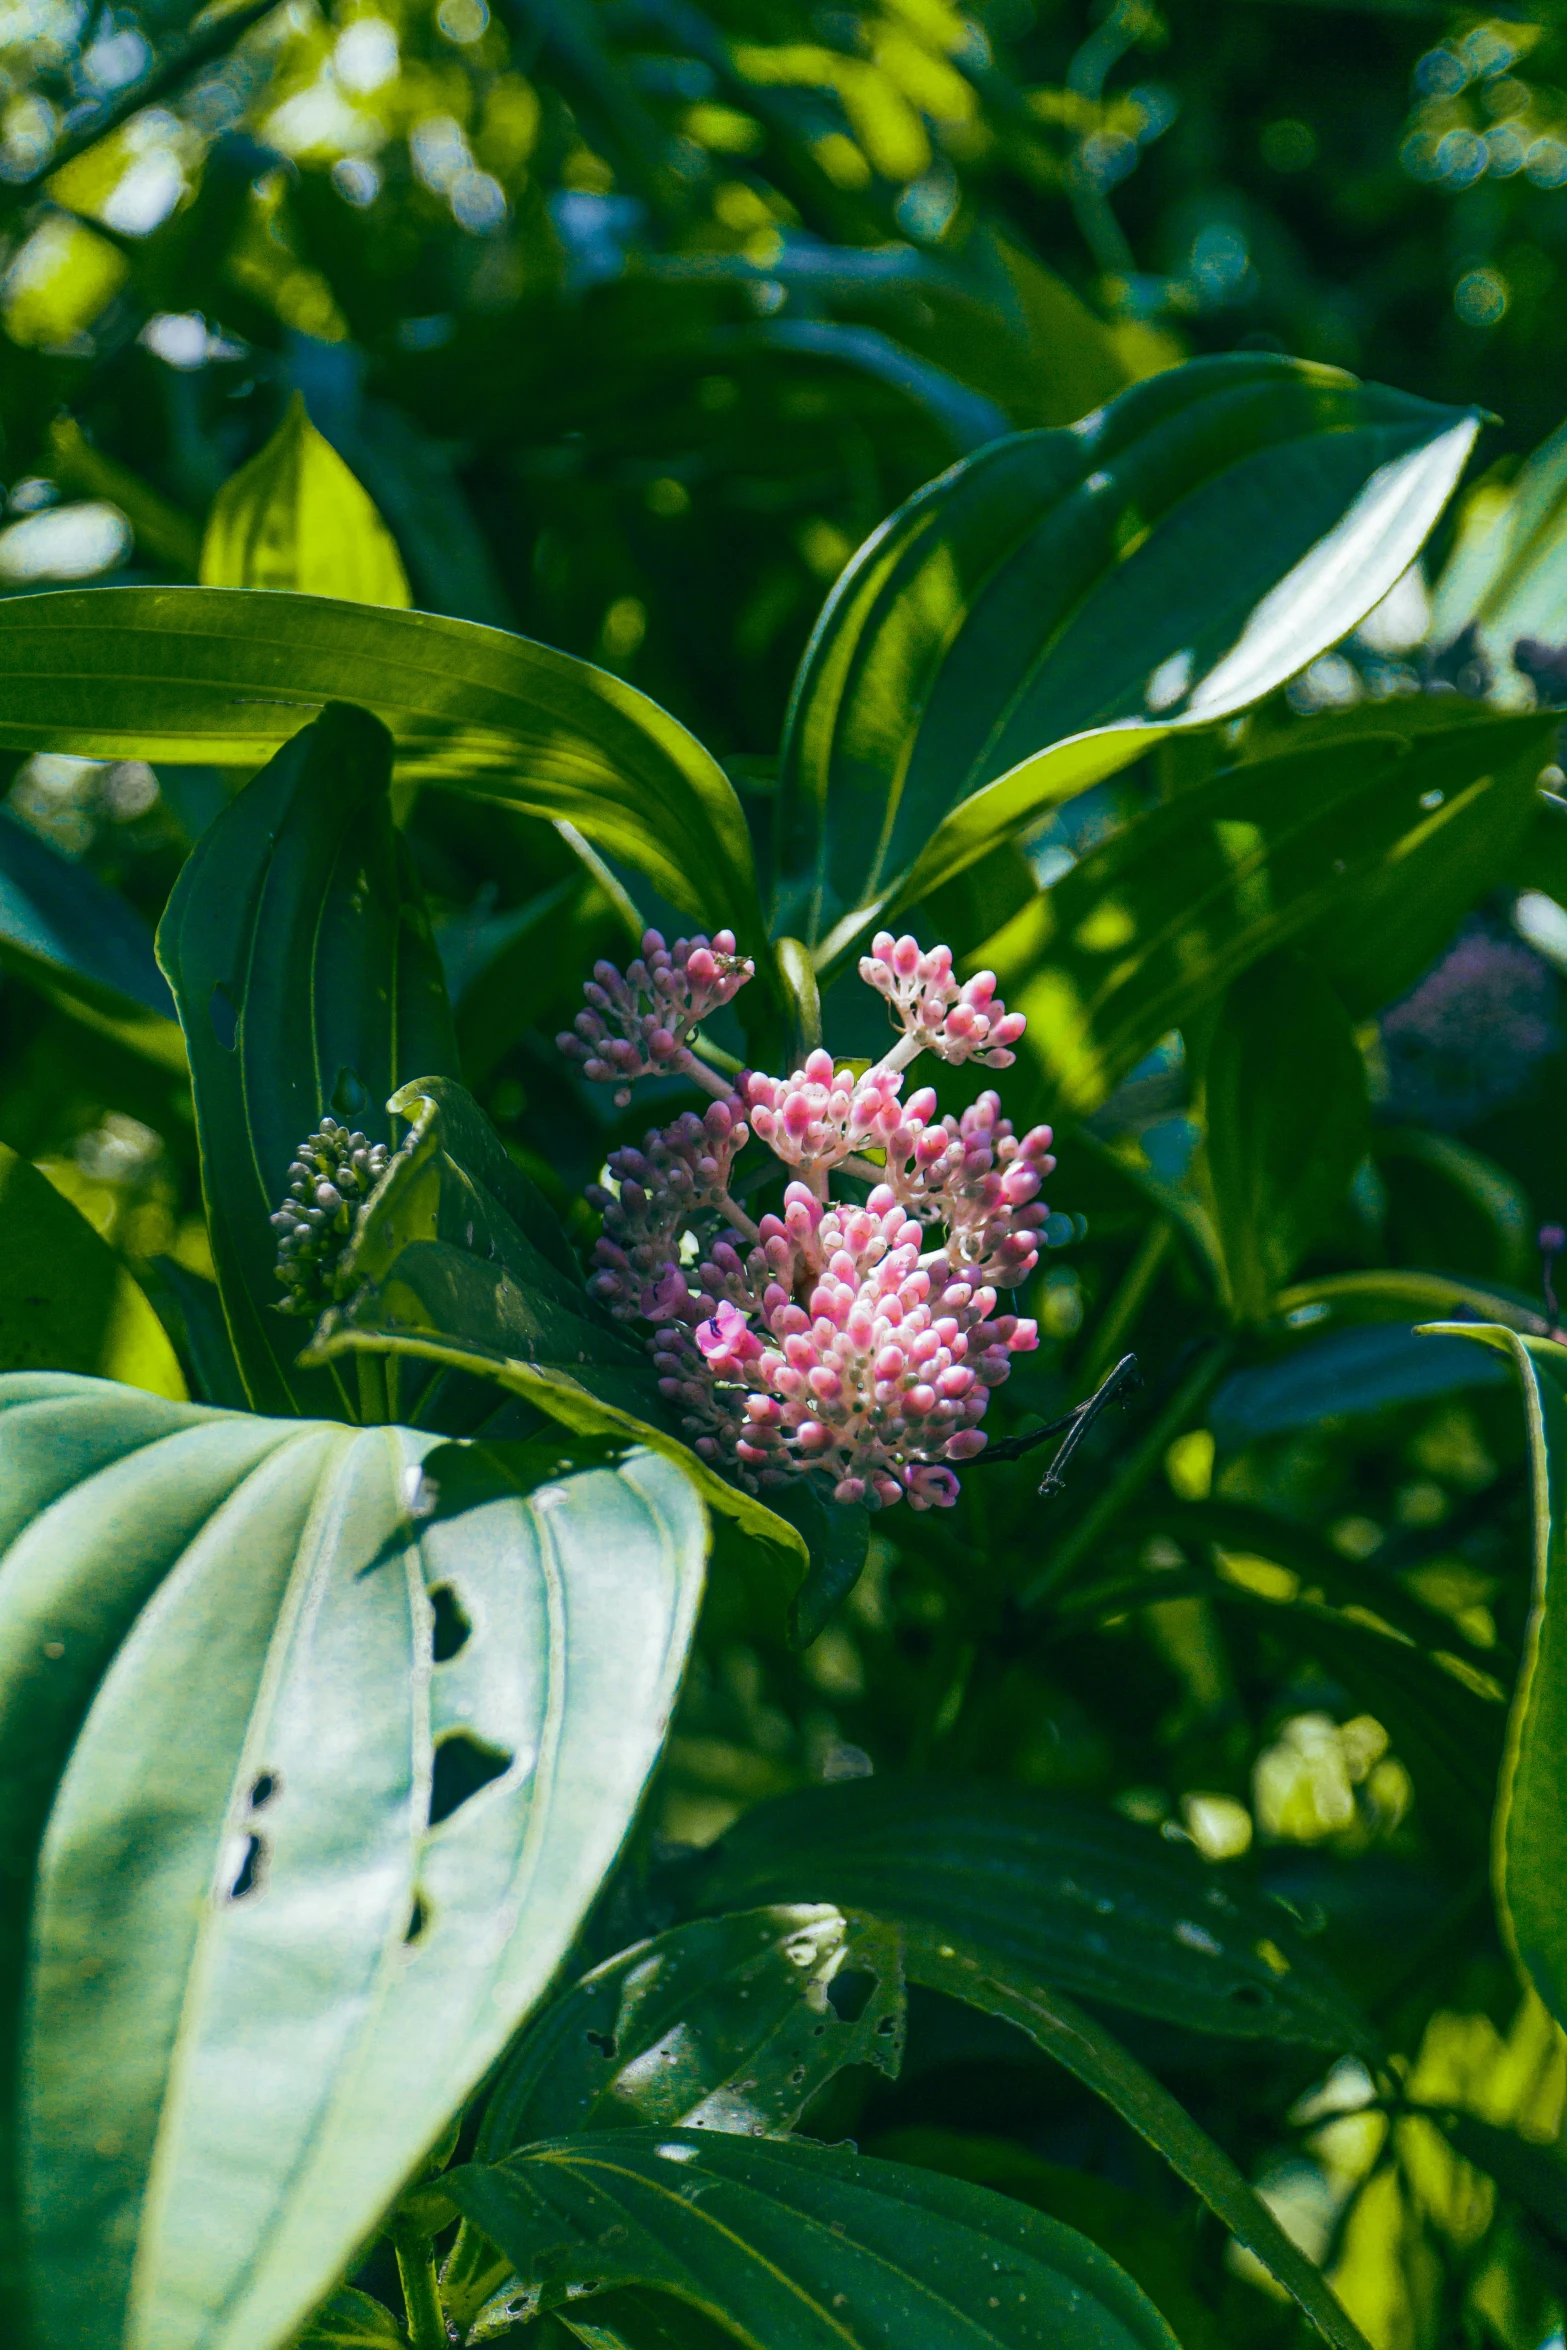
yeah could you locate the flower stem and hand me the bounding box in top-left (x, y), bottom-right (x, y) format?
top-left (356, 1350), bottom-right (390, 1428)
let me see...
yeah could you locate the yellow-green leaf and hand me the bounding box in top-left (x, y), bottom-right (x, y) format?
top-left (0, 1145), bottom-right (185, 1398)
top-left (199, 394), bottom-right (412, 609)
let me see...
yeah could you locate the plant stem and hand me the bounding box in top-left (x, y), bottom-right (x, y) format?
top-left (356, 1350), bottom-right (390, 1429)
top-left (1078, 1218), bottom-right (1174, 1389)
top-left (1019, 1339), bottom-right (1235, 1608)
top-left (394, 2234), bottom-right (448, 2350)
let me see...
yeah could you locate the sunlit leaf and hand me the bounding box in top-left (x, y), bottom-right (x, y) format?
top-left (0, 1376), bottom-right (706, 2350)
top-left (779, 354), bottom-right (1480, 955)
top-left (0, 587), bottom-right (764, 934)
top-left (1424, 1326), bottom-right (1567, 2030)
top-left (199, 392), bottom-right (412, 609)
top-left (0, 1146), bottom-right (185, 1397)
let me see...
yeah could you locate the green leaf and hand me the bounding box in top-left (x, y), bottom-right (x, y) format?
top-left (0, 1146), bottom-right (185, 1397)
top-left (1208, 1323), bottom-right (1510, 1452)
top-left (480, 1907), bottom-right (904, 2155)
top-left (1202, 950), bottom-right (1368, 1323)
top-left (199, 393), bottom-right (413, 609)
top-left (1423, 1327), bottom-right (1567, 2029)
top-left (0, 586), bottom-right (763, 934)
top-left (778, 354), bottom-right (1479, 950)
top-left (0, 1376), bottom-right (706, 2350)
top-left (1372, 1128), bottom-right (1535, 1288)
top-left (982, 710), bottom-right (1549, 1116)
top-left (1429, 413), bottom-right (1567, 678)
top-left (1435, 2108), bottom-right (1567, 2246)
top-left (447, 2128), bottom-right (1181, 2350)
top-left (669, 1776), bottom-right (1368, 2048)
top-left (155, 702), bottom-right (459, 1418)
top-left (0, 806), bottom-right (184, 1069)
top-left (898, 1944), bottom-right (1371, 2350)
top-left (288, 2288), bottom-right (407, 2346)
top-left (446, 1907), bottom-right (904, 2334)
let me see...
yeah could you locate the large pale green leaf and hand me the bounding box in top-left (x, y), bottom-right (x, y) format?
top-left (0, 1374), bottom-right (707, 2350)
top-left (669, 1777), bottom-right (1368, 2048)
top-left (778, 354), bottom-right (1479, 953)
top-left (1424, 1326), bottom-right (1567, 2030)
top-left (0, 1147), bottom-right (185, 1397)
top-left (448, 2129), bottom-right (1180, 2350)
top-left (155, 703), bottom-right (459, 1420)
top-left (1202, 950), bottom-right (1368, 1324)
top-left (0, 807), bottom-right (184, 1068)
top-left (979, 710), bottom-right (1549, 1116)
top-left (0, 586), bottom-right (762, 933)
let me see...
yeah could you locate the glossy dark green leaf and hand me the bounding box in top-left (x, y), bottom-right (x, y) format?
top-left (550, 2287), bottom-right (741, 2349)
top-left (481, 1906), bottom-right (904, 2155)
top-left (448, 2128), bottom-right (1180, 2350)
top-left (0, 1146), bottom-right (185, 1397)
top-left (983, 711), bottom-right (1548, 1116)
top-left (1202, 951), bottom-right (1368, 1323)
top-left (0, 1375), bottom-right (706, 2350)
top-left (0, 806), bottom-right (184, 1069)
top-left (899, 1944), bottom-right (1370, 2350)
top-left (777, 354), bottom-right (1479, 953)
top-left (155, 702), bottom-right (459, 1418)
top-left (446, 1908), bottom-right (904, 2335)
top-left (670, 1777), bottom-right (1368, 2047)
top-left (1424, 1328), bottom-right (1567, 2029)
top-left (0, 586), bottom-right (763, 934)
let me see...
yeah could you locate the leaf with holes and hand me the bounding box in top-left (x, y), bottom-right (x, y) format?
top-left (979, 709), bottom-right (1549, 1117)
top-left (0, 1374), bottom-right (707, 2350)
top-left (0, 1146), bottom-right (185, 1397)
top-left (448, 2128), bottom-right (1180, 2350)
top-left (0, 806), bottom-right (184, 1069)
top-left (1422, 1326), bottom-right (1567, 2030)
top-left (155, 701), bottom-right (458, 1420)
top-left (668, 1776), bottom-right (1369, 2048)
top-left (0, 586), bottom-right (763, 936)
top-left (444, 1907), bottom-right (904, 2331)
top-left (777, 353), bottom-right (1479, 957)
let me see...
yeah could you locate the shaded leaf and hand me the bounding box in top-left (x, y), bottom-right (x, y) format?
top-left (448, 2128), bottom-right (1180, 2350)
top-left (1202, 950), bottom-right (1368, 1323)
top-left (1209, 1323), bottom-right (1510, 1453)
top-left (289, 2287), bottom-right (406, 2346)
top-left (155, 702), bottom-right (459, 1418)
top-left (0, 1145), bottom-right (185, 1397)
top-left (199, 394), bottom-right (412, 609)
top-left (901, 1942), bottom-right (1371, 2350)
top-left (779, 354), bottom-right (1479, 953)
top-left (0, 1376), bottom-right (706, 2350)
top-left (0, 805), bottom-right (184, 1069)
top-left (670, 1776), bottom-right (1369, 2048)
top-left (0, 587), bottom-right (764, 934)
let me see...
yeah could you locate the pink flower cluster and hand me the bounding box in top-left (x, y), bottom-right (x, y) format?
top-left (558, 928), bottom-right (753, 1106)
top-left (562, 926), bottom-right (1054, 1512)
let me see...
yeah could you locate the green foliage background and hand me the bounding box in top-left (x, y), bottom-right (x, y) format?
top-left (10, 6), bottom-right (1567, 2350)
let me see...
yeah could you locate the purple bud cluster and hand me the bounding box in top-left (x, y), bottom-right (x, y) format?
top-left (563, 926), bottom-right (1056, 1512)
top-left (557, 928), bottom-right (753, 1106)
top-left (271, 1118), bottom-right (392, 1315)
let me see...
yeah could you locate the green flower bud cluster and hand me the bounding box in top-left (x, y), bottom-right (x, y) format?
top-left (271, 1119), bottom-right (391, 1315)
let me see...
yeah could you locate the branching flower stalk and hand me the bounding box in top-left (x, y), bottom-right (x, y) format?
top-left (559, 929), bottom-right (1055, 1512)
